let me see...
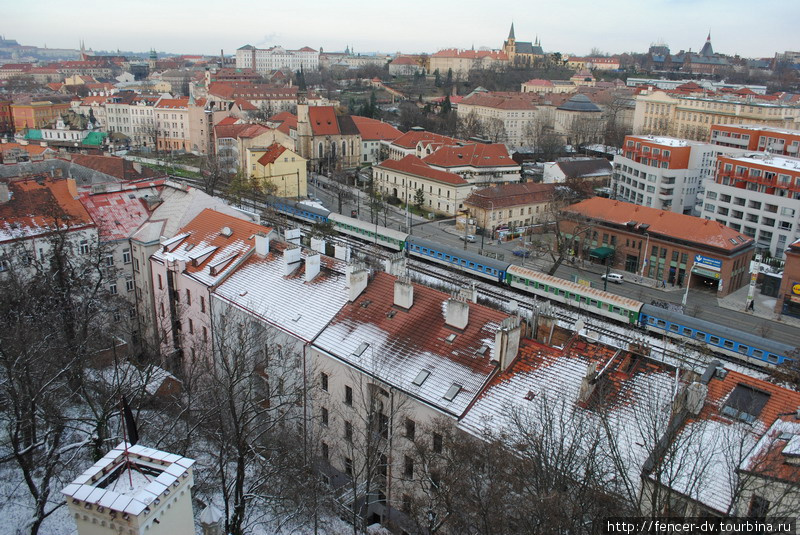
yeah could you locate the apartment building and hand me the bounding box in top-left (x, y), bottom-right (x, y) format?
top-left (456, 91), bottom-right (540, 147)
top-left (613, 135), bottom-right (720, 214)
top-left (701, 152), bottom-right (800, 258)
top-left (235, 44), bottom-right (319, 74)
top-left (632, 89), bottom-right (800, 141)
top-left (155, 98), bottom-right (190, 152)
top-left (710, 124), bottom-right (800, 156)
top-left (428, 48), bottom-right (508, 77)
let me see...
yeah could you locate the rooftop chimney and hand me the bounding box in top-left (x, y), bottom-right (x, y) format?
top-left (283, 245), bottom-right (301, 276)
top-left (347, 262), bottom-right (369, 302)
top-left (285, 228), bottom-right (301, 246)
top-left (577, 362), bottom-right (599, 404)
top-left (66, 177), bottom-right (78, 199)
top-left (444, 294), bottom-right (469, 330)
top-left (0, 182), bottom-right (9, 204)
top-left (255, 232), bottom-right (270, 257)
top-left (394, 276), bottom-right (414, 309)
top-left (310, 236), bottom-right (326, 254)
top-left (305, 253), bottom-right (321, 282)
top-left (493, 316), bottom-right (521, 371)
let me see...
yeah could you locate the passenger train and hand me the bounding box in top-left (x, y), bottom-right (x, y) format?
top-left (271, 199), bottom-right (796, 366)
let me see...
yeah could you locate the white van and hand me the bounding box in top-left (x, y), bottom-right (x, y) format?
top-left (602, 273), bottom-right (624, 284)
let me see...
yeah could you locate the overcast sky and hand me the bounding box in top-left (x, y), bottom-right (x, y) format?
top-left (4, 0), bottom-right (797, 58)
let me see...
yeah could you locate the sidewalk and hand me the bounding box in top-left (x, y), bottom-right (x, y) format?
top-left (717, 282), bottom-right (800, 328)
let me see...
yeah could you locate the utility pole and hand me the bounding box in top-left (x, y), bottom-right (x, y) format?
top-left (682, 263), bottom-right (695, 308)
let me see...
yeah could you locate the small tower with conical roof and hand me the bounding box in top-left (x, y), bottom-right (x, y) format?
top-left (699, 32), bottom-right (714, 57)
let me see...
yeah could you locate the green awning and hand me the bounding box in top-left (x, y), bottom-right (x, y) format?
top-left (83, 131), bottom-right (107, 146)
top-left (24, 129), bottom-right (42, 140)
top-left (589, 246), bottom-right (614, 259)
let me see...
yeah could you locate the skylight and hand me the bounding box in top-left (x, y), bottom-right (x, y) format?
top-left (412, 369), bottom-right (431, 387)
top-left (721, 384), bottom-right (769, 423)
top-left (445, 333), bottom-right (457, 343)
top-left (443, 383), bottom-right (462, 402)
top-left (352, 342), bottom-right (369, 358)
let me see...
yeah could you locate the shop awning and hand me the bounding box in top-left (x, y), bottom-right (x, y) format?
top-left (589, 246), bottom-right (614, 259)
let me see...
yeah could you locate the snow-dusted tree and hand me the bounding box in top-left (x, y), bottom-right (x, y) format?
top-left (0, 202), bottom-right (131, 535)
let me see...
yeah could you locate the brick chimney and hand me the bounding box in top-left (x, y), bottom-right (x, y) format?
top-left (305, 253), bottom-right (321, 282)
top-left (283, 245), bottom-right (301, 276)
top-left (254, 232), bottom-right (270, 257)
top-left (444, 294), bottom-right (469, 330)
top-left (347, 262), bottom-right (369, 302)
top-left (493, 316), bottom-right (521, 371)
top-left (393, 276), bottom-right (414, 309)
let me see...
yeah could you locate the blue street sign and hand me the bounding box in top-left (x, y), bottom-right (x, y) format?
top-left (694, 254), bottom-right (721, 271)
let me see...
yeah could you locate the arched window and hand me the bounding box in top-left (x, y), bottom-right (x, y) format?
top-left (342, 140), bottom-right (347, 157)
top-left (331, 142), bottom-right (336, 159)
top-left (318, 142), bottom-right (323, 157)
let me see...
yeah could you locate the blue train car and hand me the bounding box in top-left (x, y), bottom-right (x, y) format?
top-left (328, 213), bottom-right (408, 251)
top-left (639, 304), bottom-right (795, 365)
top-left (405, 236), bottom-right (508, 283)
top-left (271, 199), bottom-right (330, 224)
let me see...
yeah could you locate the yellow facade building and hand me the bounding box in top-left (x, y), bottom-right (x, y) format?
top-left (247, 143), bottom-right (307, 199)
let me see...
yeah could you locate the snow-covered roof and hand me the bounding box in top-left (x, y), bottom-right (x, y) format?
top-left (459, 338), bottom-right (679, 499)
top-left (313, 272), bottom-right (510, 417)
top-left (214, 242), bottom-right (351, 342)
top-left (151, 208), bottom-right (268, 287)
top-left (61, 442), bottom-right (195, 517)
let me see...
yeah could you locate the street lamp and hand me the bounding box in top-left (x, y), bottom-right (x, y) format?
top-left (639, 231), bottom-right (650, 279)
top-left (681, 262), bottom-right (695, 308)
top-left (480, 200), bottom-right (494, 256)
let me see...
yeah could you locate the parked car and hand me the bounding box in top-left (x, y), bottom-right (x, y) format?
top-left (513, 249), bottom-right (531, 258)
top-left (602, 273), bottom-right (624, 284)
top-left (460, 234), bottom-right (476, 243)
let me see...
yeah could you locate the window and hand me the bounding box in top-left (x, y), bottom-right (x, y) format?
top-left (345, 385), bottom-right (353, 405)
top-left (109, 282), bottom-right (117, 295)
top-left (158, 274), bottom-right (163, 290)
top-left (344, 457), bottom-right (353, 476)
top-left (748, 495), bottom-right (769, 519)
top-left (202, 326), bottom-right (208, 343)
top-left (79, 240), bottom-right (90, 255)
top-left (721, 385), bottom-right (769, 423)
top-left (404, 455), bottom-right (414, 478)
top-left (122, 248), bottom-right (131, 264)
top-left (104, 254), bottom-right (114, 267)
top-left (126, 278), bottom-right (134, 292)
top-left (188, 318), bottom-right (193, 334)
top-left (321, 372), bottom-right (329, 392)
top-left (405, 418), bottom-right (416, 440)
top-left (433, 432), bottom-right (443, 453)
top-left (321, 442), bottom-right (329, 461)
top-left (443, 383), bottom-right (461, 401)
top-left (412, 369), bottom-right (431, 386)
top-left (344, 421), bottom-right (353, 442)
top-left (200, 295), bottom-right (205, 313)
top-left (321, 407), bottom-right (328, 426)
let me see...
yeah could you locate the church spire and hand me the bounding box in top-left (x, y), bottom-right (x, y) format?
top-left (508, 22), bottom-right (515, 40)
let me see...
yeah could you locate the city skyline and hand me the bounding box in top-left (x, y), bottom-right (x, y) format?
top-left (4, 0), bottom-right (798, 59)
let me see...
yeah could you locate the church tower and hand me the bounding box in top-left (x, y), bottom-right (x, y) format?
top-left (503, 23), bottom-right (517, 63)
top-left (296, 67), bottom-right (312, 160)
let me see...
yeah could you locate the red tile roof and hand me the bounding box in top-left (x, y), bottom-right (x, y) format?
top-left (423, 143), bottom-right (517, 168)
top-left (465, 182), bottom-right (555, 210)
top-left (155, 208), bottom-right (270, 286)
top-left (523, 79), bottom-right (554, 86)
top-left (0, 178), bottom-right (94, 241)
top-left (308, 106), bottom-right (341, 136)
top-left (460, 92), bottom-right (538, 110)
top-left (564, 197), bottom-right (754, 252)
top-left (216, 116), bottom-right (239, 126)
top-left (71, 155), bottom-right (166, 181)
top-left (376, 155), bottom-right (467, 185)
top-left (214, 123), bottom-right (269, 140)
top-left (389, 130), bottom-right (463, 149)
top-left (351, 116), bottom-right (402, 141)
top-left (79, 182), bottom-right (164, 241)
top-left (256, 143), bottom-right (288, 166)
top-left (155, 98), bottom-right (189, 109)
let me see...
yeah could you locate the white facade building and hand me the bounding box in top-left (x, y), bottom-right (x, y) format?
top-left (236, 45), bottom-right (319, 74)
top-left (613, 135), bottom-right (738, 215)
top-left (700, 152), bottom-right (800, 257)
